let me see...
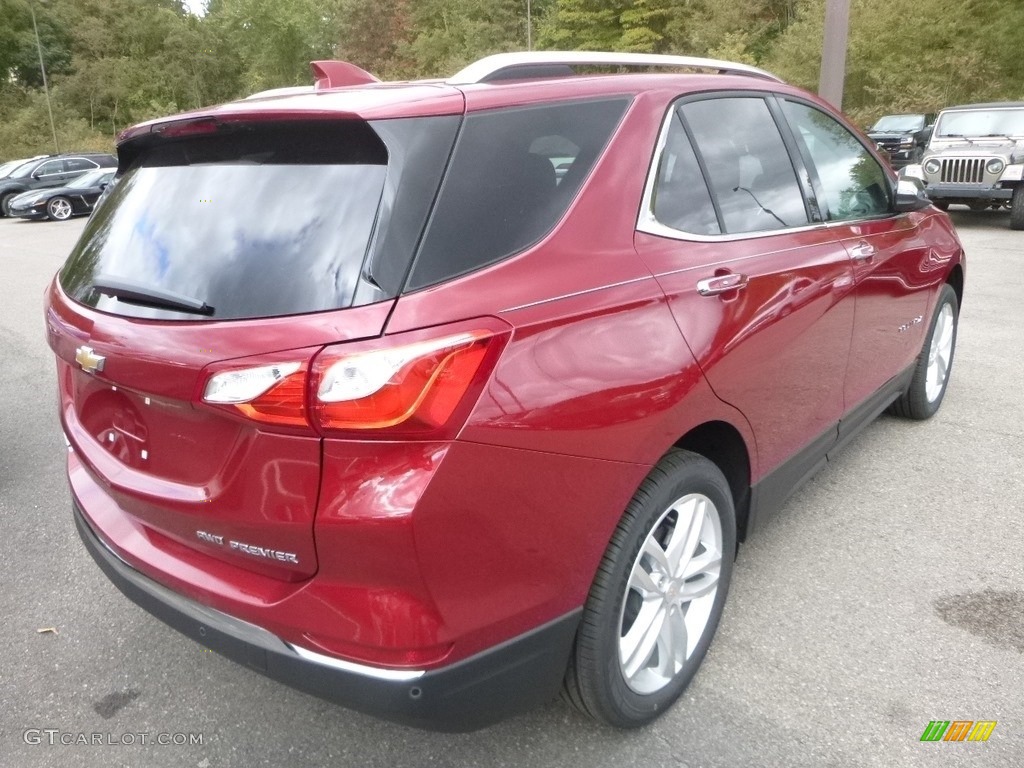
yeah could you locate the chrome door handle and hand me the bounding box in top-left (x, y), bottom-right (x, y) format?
top-left (850, 241), bottom-right (875, 261)
top-left (697, 273), bottom-right (748, 296)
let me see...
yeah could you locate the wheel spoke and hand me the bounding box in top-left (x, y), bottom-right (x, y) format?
top-left (664, 499), bottom-right (704, 574)
top-left (621, 602), bottom-right (667, 679)
top-left (681, 545), bottom-right (722, 581)
top-left (657, 608), bottom-right (687, 676)
top-left (628, 558), bottom-right (660, 597)
top-left (640, 536), bottom-right (671, 578)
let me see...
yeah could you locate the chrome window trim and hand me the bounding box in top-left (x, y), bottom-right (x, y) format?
top-left (636, 94), bottom-right (898, 244)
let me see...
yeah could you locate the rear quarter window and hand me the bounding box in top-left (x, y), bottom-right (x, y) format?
top-left (407, 97), bottom-right (631, 290)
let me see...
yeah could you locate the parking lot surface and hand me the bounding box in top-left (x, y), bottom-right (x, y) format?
top-left (1, 211), bottom-right (1021, 767)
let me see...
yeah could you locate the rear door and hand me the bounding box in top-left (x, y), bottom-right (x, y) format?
top-left (634, 95), bottom-right (856, 482)
top-left (778, 99), bottom-right (932, 413)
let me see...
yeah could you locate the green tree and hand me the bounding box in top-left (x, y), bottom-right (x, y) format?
top-left (207, 0), bottom-right (340, 91)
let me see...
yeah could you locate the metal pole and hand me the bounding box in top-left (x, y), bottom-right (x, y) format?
top-left (818, 0), bottom-right (850, 110)
top-left (29, 0), bottom-right (60, 154)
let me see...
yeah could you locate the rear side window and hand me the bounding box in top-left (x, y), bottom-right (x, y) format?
top-left (59, 119), bottom-right (458, 321)
top-left (66, 157), bottom-right (99, 172)
top-left (681, 97), bottom-right (809, 234)
top-left (407, 97), bottom-right (630, 290)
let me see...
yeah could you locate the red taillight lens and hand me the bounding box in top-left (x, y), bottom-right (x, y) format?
top-left (234, 371), bottom-right (308, 427)
top-left (198, 320), bottom-right (509, 436)
top-left (202, 360), bottom-right (310, 428)
top-left (311, 331), bottom-right (495, 435)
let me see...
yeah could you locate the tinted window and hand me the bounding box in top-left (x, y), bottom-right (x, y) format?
top-left (681, 97), bottom-right (808, 234)
top-left (408, 97), bottom-right (630, 290)
top-left (782, 101), bottom-right (891, 221)
top-left (66, 157), bottom-right (99, 172)
top-left (60, 121), bottom-right (390, 321)
top-left (35, 160), bottom-right (65, 177)
top-left (651, 112), bottom-right (720, 235)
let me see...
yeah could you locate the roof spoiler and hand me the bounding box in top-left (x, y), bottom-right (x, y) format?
top-left (311, 60), bottom-right (380, 90)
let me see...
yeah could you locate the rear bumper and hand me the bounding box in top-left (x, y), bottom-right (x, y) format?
top-left (74, 501), bottom-right (580, 732)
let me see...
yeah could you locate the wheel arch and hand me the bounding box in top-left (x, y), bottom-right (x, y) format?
top-left (946, 261), bottom-right (964, 310)
top-left (673, 420), bottom-right (752, 543)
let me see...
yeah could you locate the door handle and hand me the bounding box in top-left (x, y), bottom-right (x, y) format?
top-left (697, 273), bottom-right (748, 296)
top-left (850, 241), bottom-right (875, 261)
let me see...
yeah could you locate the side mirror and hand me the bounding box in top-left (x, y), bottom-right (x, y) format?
top-left (894, 175), bottom-right (932, 212)
top-left (99, 182), bottom-right (108, 190)
top-left (921, 126), bottom-right (933, 143)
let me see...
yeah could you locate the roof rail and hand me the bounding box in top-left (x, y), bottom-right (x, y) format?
top-left (311, 60), bottom-right (380, 90)
top-left (447, 51), bottom-right (783, 85)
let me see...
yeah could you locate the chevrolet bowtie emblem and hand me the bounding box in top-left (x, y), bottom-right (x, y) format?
top-left (75, 345), bottom-right (105, 374)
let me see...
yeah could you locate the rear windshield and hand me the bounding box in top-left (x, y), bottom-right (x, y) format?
top-left (60, 120), bottom-right (428, 321)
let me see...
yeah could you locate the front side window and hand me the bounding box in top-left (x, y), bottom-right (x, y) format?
top-left (680, 97), bottom-right (809, 234)
top-left (782, 100), bottom-right (891, 222)
top-left (35, 160), bottom-right (64, 177)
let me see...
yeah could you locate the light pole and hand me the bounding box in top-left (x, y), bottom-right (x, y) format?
top-left (28, 0), bottom-right (60, 154)
top-left (526, 0), bottom-right (532, 51)
top-left (818, 0), bottom-right (850, 110)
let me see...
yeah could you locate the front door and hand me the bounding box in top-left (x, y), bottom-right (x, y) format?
top-left (635, 95), bottom-right (856, 481)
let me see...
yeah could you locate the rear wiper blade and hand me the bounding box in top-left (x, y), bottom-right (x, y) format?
top-left (91, 276), bottom-right (215, 316)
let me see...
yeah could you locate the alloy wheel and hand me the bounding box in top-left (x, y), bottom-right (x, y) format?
top-left (925, 302), bottom-right (954, 402)
top-left (618, 493), bottom-right (722, 695)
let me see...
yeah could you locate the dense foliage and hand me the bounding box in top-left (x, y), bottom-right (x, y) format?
top-left (1, 0), bottom-right (1022, 159)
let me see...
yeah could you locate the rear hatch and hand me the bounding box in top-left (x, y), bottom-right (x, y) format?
top-left (47, 111), bottom-right (461, 581)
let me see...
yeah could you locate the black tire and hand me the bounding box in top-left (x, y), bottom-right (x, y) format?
top-left (889, 284), bottom-right (959, 420)
top-left (932, 199), bottom-right (949, 211)
top-left (46, 196), bottom-right (73, 221)
top-left (564, 449), bottom-right (736, 728)
top-left (1010, 186), bottom-right (1024, 230)
top-left (0, 192), bottom-right (17, 217)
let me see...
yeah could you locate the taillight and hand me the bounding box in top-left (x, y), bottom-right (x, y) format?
top-left (312, 332), bottom-right (490, 433)
top-left (202, 360), bottom-right (309, 428)
top-left (198, 319), bottom-right (510, 437)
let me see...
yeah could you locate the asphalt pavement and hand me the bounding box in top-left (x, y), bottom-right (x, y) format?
top-left (0, 210), bottom-right (1021, 768)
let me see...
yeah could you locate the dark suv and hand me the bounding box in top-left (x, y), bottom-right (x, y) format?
top-left (0, 152), bottom-right (116, 216)
top-left (46, 52), bottom-right (964, 731)
top-left (866, 113), bottom-right (935, 168)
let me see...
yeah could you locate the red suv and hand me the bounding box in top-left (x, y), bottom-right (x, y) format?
top-left (45, 52), bottom-right (965, 731)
